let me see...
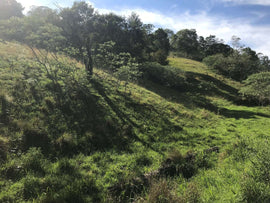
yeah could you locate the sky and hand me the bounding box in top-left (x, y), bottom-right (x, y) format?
top-left (16, 0), bottom-right (270, 56)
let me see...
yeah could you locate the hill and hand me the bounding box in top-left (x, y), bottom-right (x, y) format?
top-left (0, 41), bottom-right (270, 202)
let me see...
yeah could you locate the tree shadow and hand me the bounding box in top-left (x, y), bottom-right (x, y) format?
top-left (91, 79), bottom-right (166, 155)
top-left (184, 71), bottom-right (239, 101)
top-left (41, 79), bottom-right (142, 156)
top-left (140, 78), bottom-right (270, 120)
top-left (185, 72), bottom-right (238, 95)
top-left (218, 108), bottom-right (270, 119)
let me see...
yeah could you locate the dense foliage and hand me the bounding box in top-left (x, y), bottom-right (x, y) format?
top-left (240, 72), bottom-right (270, 105)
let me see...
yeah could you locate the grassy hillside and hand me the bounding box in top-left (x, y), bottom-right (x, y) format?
top-left (0, 41), bottom-right (270, 202)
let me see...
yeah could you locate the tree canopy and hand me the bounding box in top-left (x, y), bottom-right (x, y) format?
top-left (0, 0), bottom-right (24, 20)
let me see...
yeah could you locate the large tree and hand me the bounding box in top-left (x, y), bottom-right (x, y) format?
top-left (126, 12), bottom-right (153, 62)
top-left (199, 35), bottom-right (232, 57)
top-left (171, 29), bottom-right (200, 59)
top-left (0, 0), bottom-right (24, 20)
top-left (150, 28), bottom-right (170, 65)
top-left (27, 6), bottom-right (60, 25)
top-left (59, 2), bottom-right (96, 76)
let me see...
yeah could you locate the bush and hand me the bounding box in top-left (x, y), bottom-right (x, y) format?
top-left (203, 52), bottom-right (260, 81)
top-left (239, 72), bottom-right (270, 105)
top-left (203, 54), bottom-right (230, 77)
top-left (152, 49), bottom-right (169, 65)
top-left (142, 62), bottom-right (186, 90)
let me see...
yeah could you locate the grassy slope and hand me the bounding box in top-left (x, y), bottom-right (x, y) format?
top-left (169, 57), bottom-right (270, 202)
top-left (0, 41), bottom-right (269, 202)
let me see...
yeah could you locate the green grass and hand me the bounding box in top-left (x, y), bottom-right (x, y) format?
top-left (0, 40), bottom-right (269, 202)
top-left (169, 57), bottom-right (210, 74)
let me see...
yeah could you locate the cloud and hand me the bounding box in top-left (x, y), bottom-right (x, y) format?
top-left (98, 7), bottom-right (270, 56)
top-left (221, 0), bottom-right (270, 6)
top-left (17, 0), bottom-right (42, 13)
top-left (17, 0), bottom-right (57, 14)
top-left (86, 0), bottom-right (95, 7)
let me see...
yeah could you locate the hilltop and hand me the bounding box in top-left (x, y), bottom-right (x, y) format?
top-left (0, 41), bottom-right (270, 202)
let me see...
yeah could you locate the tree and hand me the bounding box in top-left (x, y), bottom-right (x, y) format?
top-left (0, 9), bottom-right (65, 52)
top-left (93, 13), bottom-right (127, 52)
top-left (113, 54), bottom-right (141, 91)
top-left (258, 54), bottom-right (270, 72)
top-left (0, 0), bottom-right (24, 20)
top-left (231, 35), bottom-right (243, 50)
top-left (150, 28), bottom-right (170, 65)
top-left (27, 6), bottom-right (60, 26)
top-left (126, 12), bottom-right (152, 62)
top-left (26, 23), bottom-right (66, 52)
top-left (59, 1), bottom-right (96, 76)
top-left (239, 72), bottom-right (270, 105)
top-left (199, 35), bottom-right (232, 57)
top-left (171, 29), bottom-right (200, 60)
top-left (0, 17), bottom-right (26, 42)
top-left (164, 29), bottom-right (174, 42)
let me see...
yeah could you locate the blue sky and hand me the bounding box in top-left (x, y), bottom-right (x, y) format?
top-left (17, 0), bottom-right (270, 56)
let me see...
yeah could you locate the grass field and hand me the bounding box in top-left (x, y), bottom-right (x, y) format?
top-left (0, 41), bottom-right (269, 202)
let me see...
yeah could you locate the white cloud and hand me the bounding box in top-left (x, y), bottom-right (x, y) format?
top-left (222, 0), bottom-right (270, 6)
top-left (86, 1), bottom-right (95, 7)
top-left (17, 0), bottom-right (53, 14)
top-left (98, 7), bottom-right (270, 56)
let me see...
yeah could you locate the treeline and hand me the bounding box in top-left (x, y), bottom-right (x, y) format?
top-left (1, 0), bottom-right (270, 103)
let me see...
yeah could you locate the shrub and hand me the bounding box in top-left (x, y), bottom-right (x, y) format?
top-left (142, 62), bottom-right (186, 90)
top-left (239, 72), bottom-right (270, 105)
top-left (203, 52), bottom-right (260, 81)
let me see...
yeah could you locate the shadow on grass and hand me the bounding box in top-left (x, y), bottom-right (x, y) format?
top-left (219, 108), bottom-right (270, 119)
top-left (91, 79), bottom-right (166, 155)
top-left (142, 63), bottom-right (241, 103)
top-left (141, 78), bottom-right (270, 120)
top-left (185, 72), bottom-right (238, 95)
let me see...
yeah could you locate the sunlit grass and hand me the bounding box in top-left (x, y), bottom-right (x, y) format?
top-left (0, 41), bottom-right (270, 202)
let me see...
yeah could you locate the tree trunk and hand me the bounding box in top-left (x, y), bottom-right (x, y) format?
top-left (1, 96), bottom-right (8, 123)
top-left (85, 38), bottom-right (93, 76)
